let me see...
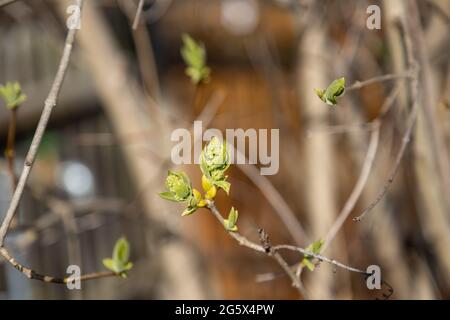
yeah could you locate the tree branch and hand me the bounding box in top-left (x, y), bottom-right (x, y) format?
top-left (132, 0), bottom-right (145, 30)
top-left (0, 0), bottom-right (17, 8)
top-left (322, 85), bottom-right (401, 249)
top-left (205, 201), bottom-right (368, 298)
top-left (0, 247), bottom-right (117, 284)
top-left (0, 0), bottom-right (83, 246)
top-left (346, 71), bottom-right (413, 92)
top-left (353, 34), bottom-right (420, 222)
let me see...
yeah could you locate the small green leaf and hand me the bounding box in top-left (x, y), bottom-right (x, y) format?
top-left (314, 77), bottom-right (345, 106)
top-left (182, 205), bottom-right (198, 216)
top-left (159, 191), bottom-right (177, 202)
top-left (123, 262), bottom-right (133, 271)
top-left (225, 207), bottom-right (238, 232)
top-left (214, 180), bottom-right (231, 194)
top-left (181, 34), bottom-right (210, 84)
top-left (301, 239), bottom-right (324, 272)
top-left (102, 258), bottom-right (115, 272)
top-left (159, 170), bottom-right (193, 203)
top-left (103, 237), bottom-right (133, 275)
top-left (113, 237), bottom-right (130, 265)
top-left (302, 258), bottom-right (316, 271)
top-left (0, 82), bottom-right (27, 109)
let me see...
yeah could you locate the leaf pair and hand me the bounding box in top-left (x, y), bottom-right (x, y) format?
top-left (301, 239), bottom-right (324, 271)
top-left (0, 82), bottom-right (27, 109)
top-left (314, 77), bottom-right (345, 106)
top-left (181, 34), bottom-right (211, 84)
top-left (103, 237), bottom-right (133, 277)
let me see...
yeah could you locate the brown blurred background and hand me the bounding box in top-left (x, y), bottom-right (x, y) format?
top-left (0, 0), bottom-right (449, 299)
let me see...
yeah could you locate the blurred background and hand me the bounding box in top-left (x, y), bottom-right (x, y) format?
top-left (0, 0), bottom-right (449, 299)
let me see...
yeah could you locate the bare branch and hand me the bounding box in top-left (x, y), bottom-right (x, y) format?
top-left (0, 0), bottom-right (84, 246)
top-left (205, 201), bottom-right (368, 298)
top-left (132, 0), bottom-right (145, 30)
top-left (353, 29), bottom-right (420, 222)
top-left (0, 247), bottom-right (117, 284)
top-left (347, 71), bottom-right (413, 92)
top-left (0, 0), bottom-right (17, 8)
top-left (323, 86), bottom-right (401, 249)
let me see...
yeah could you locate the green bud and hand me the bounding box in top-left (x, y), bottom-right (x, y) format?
top-left (159, 170), bottom-right (193, 203)
top-left (0, 82), bottom-right (27, 109)
top-left (224, 207), bottom-right (238, 232)
top-left (314, 77), bottom-right (345, 106)
top-left (200, 137), bottom-right (231, 194)
top-left (202, 137), bottom-right (229, 170)
top-left (181, 33), bottom-right (210, 84)
top-left (102, 237), bottom-right (133, 276)
top-left (301, 239), bottom-right (324, 271)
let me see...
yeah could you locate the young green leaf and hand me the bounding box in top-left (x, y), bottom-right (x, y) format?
top-left (159, 170), bottom-right (193, 203)
top-left (181, 33), bottom-right (211, 84)
top-left (182, 205), bottom-right (198, 216)
top-left (113, 237), bottom-right (130, 265)
top-left (103, 237), bottom-right (133, 276)
top-left (314, 77), bottom-right (345, 106)
top-left (0, 82), bottom-right (27, 109)
top-left (224, 207), bottom-right (238, 232)
top-left (301, 239), bottom-right (324, 271)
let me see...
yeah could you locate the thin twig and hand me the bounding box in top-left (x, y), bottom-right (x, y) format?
top-left (132, 0), bottom-right (145, 30)
top-left (0, 247), bottom-right (117, 284)
top-left (0, 0), bottom-right (17, 8)
top-left (353, 67), bottom-right (420, 221)
top-left (323, 86), bottom-right (400, 249)
top-left (234, 147), bottom-right (309, 246)
top-left (346, 71), bottom-right (413, 92)
top-left (205, 201), bottom-right (367, 298)
top-left (272, 245), bottom-right (368, 274)
top-left (323, 125), bottom-right (380, 248)
top-left (0, 0), bottom-right (83, 246)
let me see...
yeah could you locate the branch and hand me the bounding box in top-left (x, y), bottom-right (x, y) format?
top-left (0, 0), bottom-right (17, 8)
top-left (322, 86), bottom-right (401, 249)
top-left (346, 71), bottom-right (413, 92)
top-left (205, 201), bottom-right (368, 298)
top-left (0, 247), bottom-right (117, 284)
top-left (0, 0), bottom-right (83, 246)
top-left (132, 0), bottom-right (145, 30)
top-left (353, 43), bottom-right (420, 222)
top-left (323, 124), bottom-right (380, 248)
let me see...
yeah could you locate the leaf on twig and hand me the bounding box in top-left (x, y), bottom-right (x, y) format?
top-left (301, 239), bottom-right (324, 271)
top-left (314, 77), bottom-right (345, 106)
